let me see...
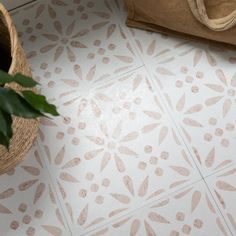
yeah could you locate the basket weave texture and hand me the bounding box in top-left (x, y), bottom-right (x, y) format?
top-left (0, 3), bottom-right (38, 175)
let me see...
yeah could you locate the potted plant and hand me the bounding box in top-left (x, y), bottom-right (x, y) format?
top-left (0, 3), bottom-right (59, 174)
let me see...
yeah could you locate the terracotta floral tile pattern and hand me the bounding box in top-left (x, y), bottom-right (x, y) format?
top-left (0, 0), bottom-right (234, 235)
top-left (36, 68), bottom-right (202, 234)
top-left (11, 0), bottom-right (142, 87)
top-left (140, 44), bottom-right (236, 177)
top-left (0, 143), bottom-right (70, 236)
top-left (206, 165), bottom-right (236, 235)
top-left (113, 0), bottom-right (236, 177)
top-left (87, 181), bottom-right (231, 236)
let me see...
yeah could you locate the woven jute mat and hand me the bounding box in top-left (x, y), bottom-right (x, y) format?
top-left (0, 3), bottom-right (38, 175)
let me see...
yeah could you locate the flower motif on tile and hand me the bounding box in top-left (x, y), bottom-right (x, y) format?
top-left (66, 173), bottom-right (113, 229)
top-left (107, 175), bottom-right (165, 217)
top-left (142, 95), bottom-right (182, 145)
top-left (171, 66), bottom-right (204, 94)
top-left (58, 64), bottom-right (113, 118)
top-left (110, 150), bottom-right (196, 206)
top-left (129, 28), bottom-right (187, 63)
top-left (92, 185), bottom-right (229, 236)
top-left (164, 92), bottom-right (204, 144)
top-left (88, 2), bottom-right (137, 72)
top-left (89, 37), bottom-right (136, 72)
top-left (0, 146), bottom-right (67, 235)
top-left (193, 146), bottom-right (233, 175)
top-left (40, 20), bottom-right (88, 62)
top-left (0, 187), bottom-right (15, 215)
top-left (209, 167), bottom-right (236, 234)
top-left (110, 175), bottom-right (151, 205)
top-left (84, 121), bottom-right (139, 172)
top-left (77, 203), bottom-right (108, 231)
top-left (181, 45), bottom-right (224, 67)
top-left (44, 145), bottom-right (81, 226)
top-left (204, 115), bottom-right (235, 151)
top-left (34, 0), bottom-right (67, 19)
top-left (164, 91), bottom-right (234, 151)
top-left (136, 148), bottom-right (197, 193)
top-left (18, 152), bottom-right (47, 205)
top-left (42, 145), bottom-right (81, 199)
top-left (112, 73), bottom-right (153, 121)
top-left (39, 116), bottom-right (81, 148)
top-left (205, 69), bottom-right (236, 117)
top-left (92, 6), bottom-right (117, 40)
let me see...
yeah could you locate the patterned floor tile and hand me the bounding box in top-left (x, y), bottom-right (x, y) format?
top-left (0, 0), bottom-right (235, 235)
top-left (10, 0), bottom-right (142, 92)
top-left (85, 180), bottom-right (231, 236)
top-left (0, 143), bottom-right (71, 236)
top-left (206, 164), bottom-right (236, 235)
top-left (36, 68), bottom-right (201, 234)
top-left (110, 0), bottom-right (236, 178)
top-left (141, 42), bottom-right (236, 177)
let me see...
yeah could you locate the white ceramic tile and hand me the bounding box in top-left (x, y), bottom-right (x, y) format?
top-left (1, 0), bottom-right (33, 10)
top-left (0, 143), bottom-right (71, 236)
top-left (139, 42), bottom-right (236, 177)
top-left (10, 0), bottom-right (142, 90)
top-left (36, 68), bottom-right (201, 234)
top-left (86, 180), bottom-right (231, 236)
top-left (206, 165), bottom-right (236, 235)
top-left (111, 0), bottom-right (236, 178)
top-left (0, 0), bottom-right (235, 235)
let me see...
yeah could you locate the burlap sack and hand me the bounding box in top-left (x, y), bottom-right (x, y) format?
top-left (124, 0), bottom-right (236, 46)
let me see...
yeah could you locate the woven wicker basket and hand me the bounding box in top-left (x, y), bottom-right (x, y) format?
top-left (0, 3), bottom-right (38, 175)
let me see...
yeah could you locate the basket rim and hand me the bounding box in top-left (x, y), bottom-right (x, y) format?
top-left (0, 3), bottom-right (39, 175)
top-left (0, 3), bottom-right (18, 75)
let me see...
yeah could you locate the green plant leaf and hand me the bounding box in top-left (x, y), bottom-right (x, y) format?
top-left (21, 90), bottom-right (59, 116)
top-left (0, 87), bottom-right (43, 118)
top-left (0, 70), bottom-right (39, 87)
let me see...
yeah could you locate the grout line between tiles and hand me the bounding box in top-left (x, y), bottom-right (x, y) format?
top-left (203, 162), bottom-right (236, 179)
top-left (110, 0), bottom-right (236, 183)
top-left (202, 175), bottom-right (234, 236)
top-left (8, 0), bottom-right (37, 12)
top-left (12, 1), bottom-right (234, 235)
top-left (142, 65), bottom-right (204, 176)
top-left (109, 3), bottom-right (236, 235)
top-left (109, 9), bottom-right (205, 180)
top-left (54, 64), bottom-right (145, 112)
top-left (35, 139), bottom-right (74, 236)
top-left (80, 178), bottom-right (205, 236)
top-left (143, 62), bottom-right (236, 178)
top-left (122, 24), bottom-right (236, 235)
top-left (36, 63), bottom-right (205, 236)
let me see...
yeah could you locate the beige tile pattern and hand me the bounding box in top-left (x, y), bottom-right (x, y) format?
top-left (206, 166), bottom-right (236, 235)
top-left (86, 181), bottom-right (231, 236)
top-left (0, 0), bottom-right (235, 235)
top-left (0, 143), bottom-right (71, 236)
